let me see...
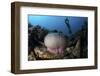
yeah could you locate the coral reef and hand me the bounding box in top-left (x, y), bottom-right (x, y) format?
top-left (28, 21), bottom-right (88, 60)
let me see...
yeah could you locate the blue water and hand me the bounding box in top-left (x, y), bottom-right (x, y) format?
top-left (28, 15), bottom-right (88, 36)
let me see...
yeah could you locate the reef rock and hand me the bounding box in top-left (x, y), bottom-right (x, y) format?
top-left (34, 47), bottom-right (60, 59)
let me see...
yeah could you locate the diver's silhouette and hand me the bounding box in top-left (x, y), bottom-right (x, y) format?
top-left (65, 18), bottom-right (72, 34)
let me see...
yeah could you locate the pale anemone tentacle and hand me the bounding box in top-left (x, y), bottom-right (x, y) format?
top-left (44, 33), bottom-right (68, 57)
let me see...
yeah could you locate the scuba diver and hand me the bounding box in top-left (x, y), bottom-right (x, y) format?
top-left (65, 17), bottom-right (72, 34)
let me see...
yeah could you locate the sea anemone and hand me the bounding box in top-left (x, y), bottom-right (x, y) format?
top-left (44, 33), bottom-right (67, 57)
